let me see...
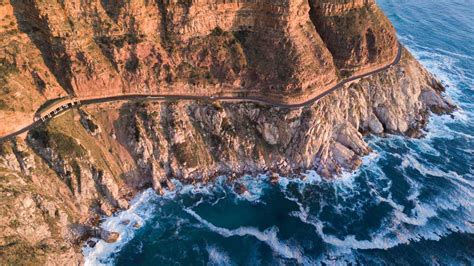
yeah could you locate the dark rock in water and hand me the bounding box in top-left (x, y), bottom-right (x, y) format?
top-left (132, 221), bottom-right (141, 229)
top-left (120, 219), bottom-right (131, 226)
top-left (300, 174), bottom-right (307, 181)
top-left (157, 179), bottom-right (176, 194)
top-left (86, 240), bottom-right (96, 248)
top-left (100, 230), bottom-right (120, 243)
top-left (234, 182), bottom-right (248, 195)
top-left (270, 173), bottom-right (279, 184)
top-left (156, 187), bottom-right (165, 196)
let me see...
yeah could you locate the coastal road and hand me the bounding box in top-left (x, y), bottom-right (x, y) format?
top-left (0, 43), bottom-right (403, 143)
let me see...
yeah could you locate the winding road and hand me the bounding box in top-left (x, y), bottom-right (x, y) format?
top-left (0, 43), bottom-right (402, 143)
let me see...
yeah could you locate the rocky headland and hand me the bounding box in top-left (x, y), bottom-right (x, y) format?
top-left (0, 0), bottom-right (454, 264)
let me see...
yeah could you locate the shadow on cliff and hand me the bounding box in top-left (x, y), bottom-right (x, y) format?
top-left (229, 3), bottom-right (299, 94)
top-left (100, 0), bottom-right (125, 23)
top-left (10, 0), bottom-right (74, 95)
top-left (112, 102), bottom-right (156, 190)
top-left (307, 0), bottom-right (396, 72)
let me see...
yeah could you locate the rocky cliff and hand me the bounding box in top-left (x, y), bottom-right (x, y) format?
top-left (1, 0), bottom-right (400, 133)
top-left (0, 0), bottom-right (454, 264)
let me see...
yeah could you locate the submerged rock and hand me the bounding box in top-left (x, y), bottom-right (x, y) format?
top-left (132, 222), bottom-right (141, 229)
top-left (234, 183), bottom-right (248, 195)
top-left (86, 240), bottom-right (96, 248)
top-left (120, 219), bottom-right (131, 226)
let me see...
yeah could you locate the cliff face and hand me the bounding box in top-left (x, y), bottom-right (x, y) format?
top-left (0, 50), bottom-right (453, 264)
top-left (0, 0), bottom-right (454, 264)
top-left (77, 50), bottom-right (452, 185)
top-left (309, 0), bottom-right (398, 74)
top-left (1, 0), bottom-right (397, 134)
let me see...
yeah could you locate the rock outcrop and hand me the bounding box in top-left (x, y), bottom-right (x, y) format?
top-left (1, 0), bottom-right (402, 135)
top-left (309, 0), bottom-right (398, 74)
top-left (106, 49), bottom-right (452, 182)
top-left (0, 0), bottom-right (455, 264)
top-left (67, 224), bottom-right (120, 244)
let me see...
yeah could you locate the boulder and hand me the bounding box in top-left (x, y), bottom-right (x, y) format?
top-left (132, 222), bottom-right (141, 229)
top-left (368, 114), bottom-right (384, 134)
top-left (86, 240), bottom-right (96, 248)
top-left (99, 230), bottom-right (120, 243)
top-left (66, 224), bottom-right (120, 244)
top-left (258, 123), bottom-right (279, 145)
top-left (120, 219), bottom-right (131, 226)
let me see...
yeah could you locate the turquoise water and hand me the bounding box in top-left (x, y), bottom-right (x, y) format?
top-left (84, 1), bottom-right (474, 264)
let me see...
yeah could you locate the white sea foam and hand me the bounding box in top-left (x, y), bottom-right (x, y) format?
top-left (83, 188), bottom-right (159, 266)
top-left (293, 202), bottom-right (436, 252)
top-left (233, 174), bottom-right (268, 203)
top-left (276, 171), bottom-right (323, 195)
top-left (402, 153), bottom-right (474, 197)
top-left (286, 148), bottom-right (473, 253)
top-left (184, 208), bottom-right (309, 264)
top-left (206, 245), bottom-right (233, 266)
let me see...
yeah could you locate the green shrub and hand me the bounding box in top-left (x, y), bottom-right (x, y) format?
top-left (211, 26), bottom-right (225, 36)
top-left (0, 58), bottom-right (18, 85)
top-left (0, 99), bottom-right (8, 110)
top-left (125, 56), bottom-right (139, 72)
top-left (30, 129), bottom-right (85, 158)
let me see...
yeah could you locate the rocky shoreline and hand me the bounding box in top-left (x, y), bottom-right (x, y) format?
top-left (112, 48), bottom-right (454, 186)
top-left (0, 0), bottom-right (456, 263)
top-left (0, 46), bottom-right (455, 264)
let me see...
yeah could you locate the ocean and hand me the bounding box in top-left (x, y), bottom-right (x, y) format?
top-left (83, 0), bottom-right (474, 264)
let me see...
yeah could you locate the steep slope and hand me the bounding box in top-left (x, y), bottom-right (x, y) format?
top-left (309, 0), bottom-right (398, 75)
top-left (0, 0), bottom-right (455, 264)
top-left (0, 48), bottom-right (453, 264)
top-left (1, 0), bottom-right (400, 135)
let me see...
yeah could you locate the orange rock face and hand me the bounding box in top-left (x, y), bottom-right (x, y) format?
top-left (1, 0), bottom-right (397, 103)
top-left (309, 0), bottom-right (398, 74)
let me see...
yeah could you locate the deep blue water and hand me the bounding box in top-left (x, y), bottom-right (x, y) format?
top-left (84, 1), bottom-right (474, 264)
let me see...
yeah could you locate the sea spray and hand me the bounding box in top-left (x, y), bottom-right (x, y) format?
top-left (83, 189), bottom-right (159, 265)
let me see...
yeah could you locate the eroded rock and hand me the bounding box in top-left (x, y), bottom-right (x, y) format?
top-left (368, 114), bottom-right (384, 134)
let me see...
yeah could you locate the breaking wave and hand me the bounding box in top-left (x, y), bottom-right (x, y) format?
top-left (185, 208), bottom-right (308, 264)
top-left (83, 189), bottom-right (159, 265)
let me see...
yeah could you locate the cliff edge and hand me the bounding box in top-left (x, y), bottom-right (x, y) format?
top-left (0, 0), bottom-right (454, 264)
